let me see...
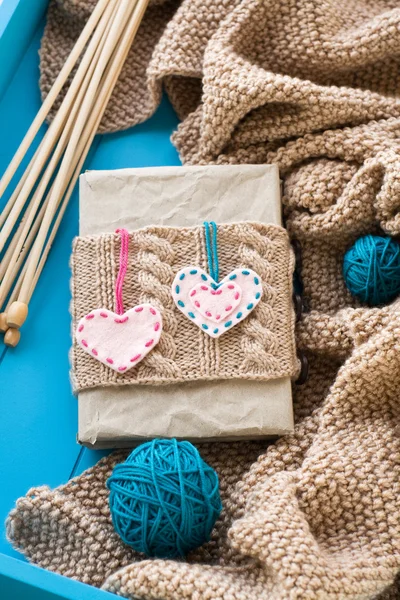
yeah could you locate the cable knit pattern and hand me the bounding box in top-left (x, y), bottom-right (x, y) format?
top-left (236, 223), bottom-right (296, 377)
top-left (71, 223), bottom-right (297, 391)
top-left (134, 228), bottom-right (181, 380)
top-left (9, 1), bottom-right (400, 599)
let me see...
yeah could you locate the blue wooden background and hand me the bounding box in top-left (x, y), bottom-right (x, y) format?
top-left (0, 0), bottom-right (180, 596)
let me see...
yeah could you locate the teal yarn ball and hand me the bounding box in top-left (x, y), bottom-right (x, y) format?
top-left (107, 439), bottom-right (222, 558)
top-left (343, 235), bottom-right (400, 305)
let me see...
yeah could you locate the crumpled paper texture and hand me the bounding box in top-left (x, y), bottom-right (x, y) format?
top-left (75, 165), bottom-right (296, 447)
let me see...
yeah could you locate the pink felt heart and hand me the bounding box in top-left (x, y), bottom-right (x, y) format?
top-left (189, 281), bottom-right (242, 323)
top-left (75, 304), bottom-right (162, 373)
top-left (172, 267), bottom-right (263, 338)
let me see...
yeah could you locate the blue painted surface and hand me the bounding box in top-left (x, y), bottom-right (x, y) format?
top-left (1, 555), bottom-right (116, 600)
top-left (0, 0), bottom-right (48, 101)
top-left (0, 0), bottom-right (180, 596)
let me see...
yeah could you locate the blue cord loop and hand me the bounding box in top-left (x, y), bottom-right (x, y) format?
top-left (203, 221), bottom-right (219, 282)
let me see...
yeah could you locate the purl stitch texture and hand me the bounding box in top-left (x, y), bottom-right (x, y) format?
top-left (6, 1), bottom-right (400, 599)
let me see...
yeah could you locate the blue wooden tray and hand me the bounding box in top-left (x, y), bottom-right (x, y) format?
top-left (0, 1), bottom-right (181, 597)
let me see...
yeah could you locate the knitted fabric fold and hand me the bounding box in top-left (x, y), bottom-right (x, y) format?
top-left (8, 1), bottom-right (400, 598)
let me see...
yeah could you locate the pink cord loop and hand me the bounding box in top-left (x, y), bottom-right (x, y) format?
top-left (115, 228), bottom-right (129, 315)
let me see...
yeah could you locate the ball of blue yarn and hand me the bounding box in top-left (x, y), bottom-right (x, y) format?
top-left (343, 234), bottom-right (400, 305)
top-left (107, 439), bottom-right (222, 558)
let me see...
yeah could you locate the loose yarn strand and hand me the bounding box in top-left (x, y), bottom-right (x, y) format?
top-left (204, 222), bottom-right (213, 280)
top-left (210, 221), bottom-right (219, 283)
top-left (114, 228), bottom-right (129, 315)
top-left (203, 221), bottom-right (219, 282)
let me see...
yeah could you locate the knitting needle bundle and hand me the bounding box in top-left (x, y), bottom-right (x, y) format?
top-left (0, 0), bottom-right (150, 348)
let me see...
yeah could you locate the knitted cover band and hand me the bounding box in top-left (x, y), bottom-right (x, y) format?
top-left (70, 222), bottom-right (297, 392)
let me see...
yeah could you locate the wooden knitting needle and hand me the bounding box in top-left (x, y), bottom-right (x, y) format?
top-left (26, 0), bottom-right (150, 308)
top-left (17, 0), bottom-right (137, 304)
top-left (0, 0), bottom-right (118, 254)
top-left (0, 0), bottom-right (111, 202)
top-left (0, 195), bottom-right (35, 281)
top-left (0, 0), bottom-right (118, 251)
top-left (25, 0), bottom-right (145, 297)
top-left (0, 198), bottom-right (46, 309)
top-left (1, 271), bottom-right (23, 344)
top-left (0, 0), bottom-right (121, 311)
top-left (0, 136), bottom-right (45, 230)
top-left (0, 0), bottom-right (120, 275)
top-left (5, 0), bottom-right (150, 342)
top-left (0, 138), bottom-right (56, 283)
top-left (0, 117), bottom-right (60, 235)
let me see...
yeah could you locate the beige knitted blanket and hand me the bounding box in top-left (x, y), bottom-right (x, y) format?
top-left (7, 0), bottom-right (400, 598)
